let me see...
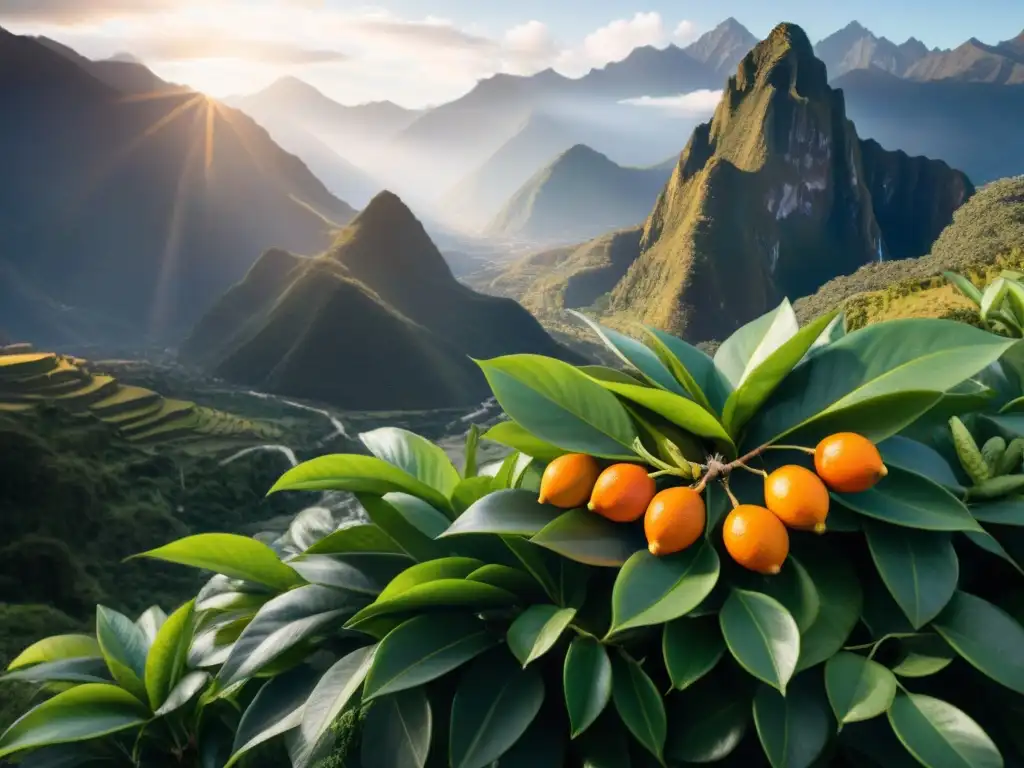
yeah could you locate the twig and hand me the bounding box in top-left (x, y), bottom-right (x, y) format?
top-left (765, 444), bottom-right (816, 456)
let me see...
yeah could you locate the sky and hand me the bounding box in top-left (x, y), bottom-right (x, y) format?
top-left (0, 0), bottom-right (1020, 107)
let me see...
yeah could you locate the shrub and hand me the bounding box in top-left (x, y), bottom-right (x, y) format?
top-left (4, 301), bottom-right (1024, 767)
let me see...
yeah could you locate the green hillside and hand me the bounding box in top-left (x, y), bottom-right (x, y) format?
top-left (795, 176), bottom-right (1024, 328)
top-left (486, 145), bottom-right (675, 243)
top-left (182, 191), bottom-right (581, 409)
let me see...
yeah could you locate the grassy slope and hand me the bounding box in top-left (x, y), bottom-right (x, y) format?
top-left (795, 176), bottom-right (1024, 328)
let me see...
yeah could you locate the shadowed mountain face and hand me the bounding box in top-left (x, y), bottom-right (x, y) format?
top-left (181, 192), bottom-right (580, 410)
top-left (904, 33), bottom-right (1024, 83)
top-left (0, 28), bottom-right (355, 344)
top-left (474, 23), bottom-right (973, 344)
top-left (486, 146), bottom-right (676, 244)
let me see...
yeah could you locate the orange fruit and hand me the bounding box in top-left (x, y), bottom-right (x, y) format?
top-left (587, 463), bottom-right (656, 522)
top-left (764, 465), bottom-right (830, 533)
top-left (644, 487), bottom-right (706, 556)
top-left (538, 453), bottom-right (601, 508)
top-left (722, 504), bottom-right (789, 575)
top-left (814, 432), bottom-right (888, 493)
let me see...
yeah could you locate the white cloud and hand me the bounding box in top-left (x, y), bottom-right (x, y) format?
top-left (674, 20), bottom-right (698, 44)
top-left (621, 90), bottom-right (723, 117)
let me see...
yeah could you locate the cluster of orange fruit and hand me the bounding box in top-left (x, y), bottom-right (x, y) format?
top-left (537, 432), bottom-right (887, 575)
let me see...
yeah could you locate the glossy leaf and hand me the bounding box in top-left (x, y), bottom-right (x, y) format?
top-left (360, 688), bottom-right (431, 768)
top-left (302, 523), bottom-right (403, 556)
top-left (476, 354), bottom-right (639, 459)
top-left (714, 299), bottom-right (799, 390)
top-left (268, 454), bottom-right (452, 512)
top-left (970, 497), bottom-right (1024, 526)
top-left (440, 489), bottom-right (562, 538)
top-left (722, 311), bottom-right (838, 435)
top-left (611, 651), bottom-right (666, 761)
top-left (449, 650), bottom-right (545, 768)
top-left (144, 599), bottom-right (194, 710)
top-left (795, 545), bottom-right (862, 672)
top-left (720, 590), bottom-right (800, 693)
top-left (645, 325), bottom-right (731, 413)
top-left (288, 553), bottom-right (412, 595)
top-left (218, 585), bottom-right (362, 687)
top-left (753, 556), bottom-right (820, 635)
top-left (349, 580), bottom-right (517, 626)
top-left (945, 271), bottom-right (983, 305)
top-left (292, 645), bottom-right (377, 768)
top-left (879, 436), bottom-right (965, 493)
top-left (663, 615), bottom-right (725, 691)
top-left (481, 421), bottom-right (566, 462)
top-left (837, 466), bottom-right (981, 532)
top-left (133, 533), bottom-right (302, 591)
top-left (864, 521), bottom-right (959, 629)
top-left (665, 677), bottom-right (749, 763)
top-left (825, 652), bottom-right (897, 726)
top-left (360, 426), bottom-right (461, 498)
top-left (363, 614), bottom-right (496, 700)
top-left (508, 605), bottom-right (576, 667)
top-left (609, 544), bottom-right (720, 635)
top-left (226, 666), bottom-right (320, 767)
top-left (504, 537), bottom-right (589, 608)
top-left (744, 319), bottom-right (1015, 447)
top-left (358, 493), bottom-right (451, 562)
top-left (753, 675), bottom-right (832, 768)
top-left (563, 637), bottom-right (612, 738)
top-left (576, 711), bottom-right (633, 768)
top-left (95, 606), bottom-right (148, 703)
top-left (1, 658), bottom-right (112, 685)
top-left (0, 684), bottom-right (150, 758)
top-left (377, 557), bottom-right (482, 599)
top-left (933, 591), bottom-right (1024, 695)
top-left (531, 509), bottom-right (645, 567)
top-left (285, 508), bottom-right (336, 553)
top-left (890, 635), bottom-right (955, 678)
top-left (7, 636), bottom-right (100, 671)
top-left (888, 693), bottom-right (1002, 768)
top-left (463, 424), bottom-right (480, 479)
top-left (153, 670), bottom-right (209, 717)
top-left (134, 606), bottom-right (167, 647)
top-left (493, 707), bottom-right (566, 768)
top-left (466, 564), bottom-right (543, 600)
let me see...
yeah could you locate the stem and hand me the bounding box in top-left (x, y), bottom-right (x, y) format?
top-left (648, 469), bottom-right (676, 479)
top-left (734, 462), bottom-right (768, 479)
top-left (765, 444), bottom-right (816, 456)
top-left (722, 477), bottom-right (740, 509)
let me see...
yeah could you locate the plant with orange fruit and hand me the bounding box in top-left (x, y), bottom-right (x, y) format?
top-left (8, 301), bottom-right (1023, 768)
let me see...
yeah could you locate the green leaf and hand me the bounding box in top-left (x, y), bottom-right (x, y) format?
top-left (752, 556), bottom-right (820, 635)
top-left (806, 311), bottom-right (846, 357)
top-left (753, 675), bottom-right (832, 768)
top-left (576, 710), bottom-right (632, 767)
top-left (889, 635), bottom-right (955, 678)
top-left (464, 424), bottom-right (480, 479)
top-left (218, 585), bottom-right (364, 687)
top-left (361, 688), bottom-right (431, 768)
top-left (586, 375), bottom-right (735, 450)
top-left (492, 707), bottom-right (566, 768)
top-left (610, 650), bottom-right (666, 761)
top-left (864, 521), bottom-right (959, 629)
top-left (837, 467), bottom-right (981, 532)
top-left (563, 637), bottom-right (612, 738)
top-left (1, 658), bottom-right (112, 685)
top-left (932, 591), bottom-right (1024, 695)
top-left (363, 614), bottom-right (495, 700)
top-left (153, 670), bottom-right (209, 717)
top-left (7, 635), bottom-right (100, 671)
top-left (794, 545), bottom-right (862, 672)
top-left (503, 537), bottom-right (589, 608)
top-left (476, 354), bottom-right (639, 459)
top-left (879, 436), bottom-right (965, 493)
top-left (449, 649), bottom-right (545, 768)
top-left (288, 553), bottom-right (413, 595)
top-left (609, 544), bottom-right (720, 635)
top-left (481, 422), bottom-right (566, 462)
top-left (970, 497), bottom-right (1024, 525)
top-left (507, 605), bottom-right (575, 667)
top-left (721, 311), bottom-right (838, 435)
top-left (945, 271), bottom-right (983, 305)
top-left (347, 580), bottom-right (517, 626)
top-left (569, 311), bottom-right (688, 395)
top-left (530, 509), bottom-right (645, 567)
top-left (144, 599), bottom-right (194, 710)
top-left (268, 454), bottom-right (452, 512)
top-left (292, 645), bottom-right (377, 768)
top-left (95, 606), bottom-right (148, 704)
top-left (981, 277), bottom-right (1011, 324)
top-left (644, 325), bottom-right (731, 414)
top-left (888, 693), bottom-right (1003, 768)
top-left (303, 523), bottom-right (404, 556)
top-left (132, 534), bottom-right (302, 591)
top-left (360, 426), bottom-right (461, 497)
top-left (743, 319), bottom-right (1015, 447)
top-left (715, 299), bottom-right (799, 390)
top-left (640, 329), bottom-right (717, 414)
top-left (665, 676), bottom-right (749, 763)
top-left (450, 476), bottom-right (496, 516)
top-left (825, 652), bottom-right (897, 726)
top-left (719, 590), bottom-right (800, 693)
top-left (358, 493), bottom-right (452, 562)
top-left (663, 615), bottom-right (725, 691)
top-left (134, 606), bottom-right (167, 647)
top-left (226, 666), bottom-right (320, 768)
top-left (0, 684), bottom-right (150, 758)
top-left (467, 565), bottom-right (543, 600)
top-left (439, 489), bottom-right (562, 538)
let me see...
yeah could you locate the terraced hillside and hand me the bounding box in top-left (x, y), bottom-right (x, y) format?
top-left (0, 344), bottom-right (280, 450)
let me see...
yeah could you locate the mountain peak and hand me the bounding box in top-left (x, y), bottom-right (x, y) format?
top-left (733, 22), bottom-right (827, 96)
top-left (841, 20), bottom-right (871, 35)
top-left (106, 51), bottom-right (140, 63)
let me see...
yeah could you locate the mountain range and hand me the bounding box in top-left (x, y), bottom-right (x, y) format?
top-left (180, 192), bottom-right (578, 408)
top-left (471, 23), bottom-right (973, 343)
top-left (0, 26), bottom-right (355, 344)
